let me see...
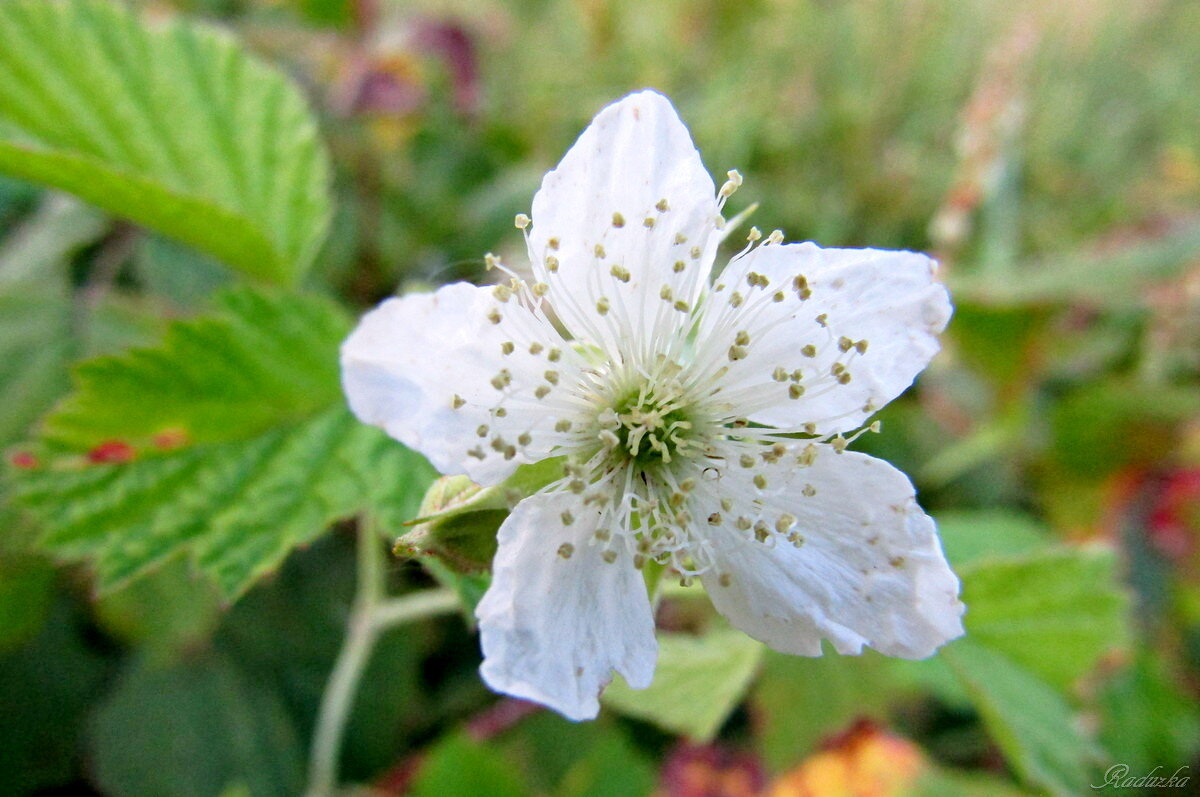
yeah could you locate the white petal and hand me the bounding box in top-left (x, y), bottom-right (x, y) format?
top-left (476, 490), bottom-right (658, 720)
top-left (528, 90), bottom-right (720, 364)
top-left (698, 243), bottom-right (950, 433)
top-left (696, 448), bottom-right (963, 658)
top-left (341, 282), bottom-right (581, 485)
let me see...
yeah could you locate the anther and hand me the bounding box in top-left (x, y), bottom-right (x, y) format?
top-left (838, 336), bottom-right (854, 352)
top-left (766, 229), bottom-right (784, 244)
top-left (735, 330), bottom-right (751, 346)
top-left (486, 308), bottom-right (502, 325)
top-left (451, 394), bottom-right (466, 409)
top-left (719, 169), bottom-right (743, 198)
top-left (673, 300), bottom-right (690, 313)
top-left (545, 255), bottom-right (559, 272)
top-left (594, 243), bottom-right (606, 258)
top-left (518, 432), bottom-right (532, 446)
top-left (747, 227), bottom-right (762, 242)
top-left (728, 345), bottom-right (747, 361)
top-left (602, 550), bottom-right (617, 564)
top-left (555, 419), bottom-right (572, 433)
top-left (548, 237), bottom-right (560, 250)
top-left (656, 198), bottom-right (670, 212)
top-left (612, 212), bottom-right (625, 228)
top-left (753, 474), bottom-right (767, 489)
top-left (721, 498), bottom-right (733, 511)
top-left (643, 217), bottom-right (655, 228)
top-left (708, 512), bottom-right (722, 525)
top-left (832, 436), bottom-right (847, 453)
top-left (776, 514), bottom-right (796, 534)
top-left (544, 370), bottom-right (559, 385)
top-left (500, 341), bottom-right (514, 355)
top-left (490, 370), bottom-right (512, 390)
top-left (514, 213), bottom-right (530, 229)
top-left (476, 425), bottom-right (488, 437)
top-left (718, 572), bottom-right (733, 587)
top-left (690, 245), bottom-right (702, 259)
top-left (838, 372), bottom-right (852, 384)
top-left (739, 454), bottom-right (755, 468)
top-left (548, 348), bottom-right (562, 362)
top-left (557, 542), bottom-right (574, 559)
top-left (532, 282), bottom-right (549, 297)
top-left (788, 384), bottom-right (805, 399)
top-left (560, 512), bottom-right (574, 526)
top-left (773, 291), bottom-right (785, 302)
top-left (596, 297), bottom-right (610, 315)
top-left (816, 313), bottom-right (828, 327)
top-left (660, 285), bottom-right (673, 301)
top-left (729, 292), bottom-right (743, 308)
top-left (802, 484), bottom-right (817, 497)
top-left (754, 521), bottom-right (770, 542)
top-left (674, 232), bottom-right (687, 244)
top-left (736, 516), bottom-right (752, 531)
top-left (610, 264), bottom-right (631, 282)
top-left (801, 344), bottom-right (817, 357)
top-left (773, 367), bottom-right (788, 382)
top-left (534, 385), bottom-right (551, 399)
top-left (673, 260), bottom-right (686, 273)
top-left (855, 339), bottom-right (869, 354)
top-left (529, 341), bottom-right (544, 355)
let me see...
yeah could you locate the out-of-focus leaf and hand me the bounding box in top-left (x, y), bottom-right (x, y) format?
top-left (134, 235), bottom-right (232, 310)
top-left (421, 555), bottom-right (490, 621)
top-left (1098, 651), bottom-right (1200, 775)
top-left (766, 720), bottom-right (926, 797)
top-left (556, 727), bottom-right (656, 797)
top-left (942, 641), bottom-right (1096, 797)
top-left (89, 652), bottom-right (306, 797)
top-left (0, 0), bottom-right (331, 283)
top-left (94, 555), bottom-right (223, 663)
top-left (409, 734), bottom-right (529, 797)
top-left (603, 628), bottom-right (762, 742)
top-left (0, 598), bottom-right (114, 794)
top-left (0, 553), bottom-right (54, 651)
top-left (934, 510), bottom-right (1048, 568)
top-left (11, 289), bottom-right (428, 599)
top-left (952, 221), bottom-right (1200, 307)
top-left (960, 546), bottom-right (1129, 690)
top-left (753, 647), bottom-right (895, 772)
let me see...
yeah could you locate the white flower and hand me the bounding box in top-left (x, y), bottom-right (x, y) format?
top-left (341, 90), bottom-right (965, 721)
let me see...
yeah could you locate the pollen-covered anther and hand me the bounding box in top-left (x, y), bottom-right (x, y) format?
top-left (838, 336), bottom-right (854, 353)
top-left (545, 255), bottom-right (560, 272)
top-left (816, 313), bottom-right (828, 327)
top-left (548, 237), bottom-right (560, 250)
top-left (486, 308), bottom-right (502, 325)
top-left (801, 344), bottom-right (817, 357)
top-left (772, 367), bottom-right (788, 382)
top-left (596, 297), bottom-right (610, 315)
top-left (747, 226), bottom-right (762, 242)
top-left (557, 542), bottom-right (573, 558)
top-left (518, 432), bottom-right (532, 446)
top-left (797, 444), bottom-right (817, 466)
top-left (656, 198), bottom-right (670, 212)
top-left (660, 285), bottom-right (673, 301)
top-left (718, 572), bottom-right (733, 587)
top-left (673, 300), bottom-right (690, 313)
top-left (838, 371), bottom-right (852, 384)
top-left (528, 341), bottom-right (544, 355)
top-left (601, 550), bottom-right (617, 564)
top-left (547, 348), bottom-right (562, 362)
top-left (707, 512), bottom-right (722, 525)
top-left (555, 419), bottom-right (572, 432)
top-left (492, 284), bottom-right (512, 303)
top-left (856, 339), bottom-right (870, 354)
top-left (534, 385), bottom-right (551, 399)
top-left (500, 341), bottom-right (514, 355)
top-left (514, 213), bottom-right (530, 229)
top-left (531, 282), bottom-right (550, 297)
top-left (560, 511), bottom-right (574, 526)
top-left (728, 345), bottom-right (747, 361)
top-left (719, 169), bottom-right (743, 198)
top-left (729, 292), bottom-right (743, 308)
top-left (765, 229), bottom-right (784, 244)
top-left (832, 435), bottom-right (848, 453)
top-left (673, 232), bottom-right (687, 244)
top-left (690, 245), bottom-right (702, 260)
top-left (643, 217), bottom-right (655, 228)
top-left (610, 264), bottom-right (631, 282)
top-left (753, 520), bottom-right (770, 543)
top-left (735, 330), bottom-right (751, 346)
top-left (612, 212), bottom-right (625, 228)
top-left (802, 483), bottom-right (817, 497)
top-left (788, 384), bottom-right (805, 400)
top-left (739, 453), bottom-right (755, 468)
top-left (736, 516), bottom-right (752, 531)
top-left (672, 260), bottom-right (686, 273)
top-left (753, 474), bottom-right (767, 489)
top-left (544, 370), bottom-right (560, 385)
top-left (451, 394), bottom-right (466, 409)
top-left (490, 369), bottom-right (512, 390)
top-left (476, 425), bottom-right (489, 437)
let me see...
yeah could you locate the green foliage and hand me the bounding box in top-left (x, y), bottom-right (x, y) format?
top-left (408, 734), bottom-right (528, 797)
top-left (0, 553), bottom-right (54, 652)
top-left (11, 289), bottom-right (432, 599)
top-left (603, 628), bottom-right (763, 741)
top-left (90, 652), bottom-right (307, 797)
top-left (0, 0), bottom-right (331, 284)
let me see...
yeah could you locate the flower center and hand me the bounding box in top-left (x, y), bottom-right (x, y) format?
top-left (610, 387), bottom-right (695, 467)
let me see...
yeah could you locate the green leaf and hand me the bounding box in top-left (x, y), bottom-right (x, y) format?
top-left (940, 543), bottom-right (1130, 796)
top-left (0, 0), bottom-right (331, 284)
top-left (0, 553), bottom-right (54, 652)
top-left (409, 734), bottom-right (529, 797)
top-left (603, 628), bottom-right (763, 741)
top-left (752, 647), bottom-right (896, 772)
top-left (89, 652), bottom-right (306, 797)
top-left (935, 510), bottom-right (1049, 569)
top-left (12, 289), bottom-right (430, 599)
top-left (960, 546), bottom-right (1129, 691)
top-left (942, 641), bottom-right (1097, 797)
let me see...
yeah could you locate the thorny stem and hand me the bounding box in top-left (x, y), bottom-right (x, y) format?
top-left (306, 520), bottom-right (459, 796)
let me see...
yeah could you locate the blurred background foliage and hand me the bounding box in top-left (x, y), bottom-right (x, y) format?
top-left (0, 0), bottom-right (1198, 794)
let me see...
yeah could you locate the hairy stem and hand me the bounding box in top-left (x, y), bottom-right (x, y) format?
top-left (306, 522), bottom-right (459, 796)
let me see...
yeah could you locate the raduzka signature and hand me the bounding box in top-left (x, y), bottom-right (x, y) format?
top-left (1092, 765), bottom-right (1190, 790)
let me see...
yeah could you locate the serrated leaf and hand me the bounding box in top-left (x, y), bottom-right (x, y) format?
top-left (603, 628), bottom-right (763, 741)
top-left (0, 0), bottom-right (331, 284)
top-left (12, 289), bottom-right (431, 599)
top-left (942, 641), bottom-right (1097, 797)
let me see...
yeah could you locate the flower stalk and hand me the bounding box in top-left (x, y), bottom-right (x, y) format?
top-left (306, 519), bottom-right (459, 797)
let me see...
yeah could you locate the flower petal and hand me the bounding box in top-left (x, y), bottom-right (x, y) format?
top-left (528, 90), bottom-right (721, 364)
top-left (341, 282), bottom-right (581, 485)
top-left (476, 490), bottom-right (658, 720)
top-left (695, 447), bottom-right (963, 658)
top-left (697, 243), bottom-right (950, 434)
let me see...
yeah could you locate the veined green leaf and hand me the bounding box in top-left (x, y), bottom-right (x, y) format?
top-left (11, 289), bottom-right (432, 599)
top-left (0, 0), bottom-right (331, 284)
top-left (603, 628), bottom-right (763, 741)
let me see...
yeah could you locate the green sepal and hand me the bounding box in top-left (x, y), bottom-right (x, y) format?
top-left (394, 457), bottom-right (564, 573)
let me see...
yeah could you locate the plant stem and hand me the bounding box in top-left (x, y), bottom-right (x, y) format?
top-left (306, 522), bottom-right (458, 796)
